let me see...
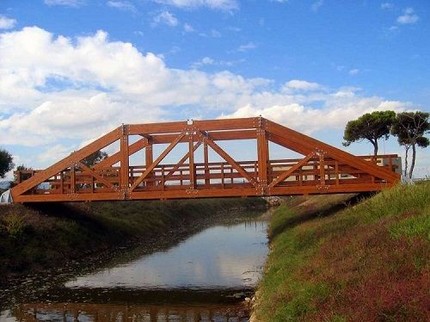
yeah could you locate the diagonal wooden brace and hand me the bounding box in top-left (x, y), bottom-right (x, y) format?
top-left (130, 132), bottom-right (186, 191)
top-left (76, 161), bottom-right (116, 190)
top-left (164, 141), bottom-right (202, 181)
top-left (199, 131), bottom-right (257, 186)
top-left (268, 152), bottom-right (316, 189)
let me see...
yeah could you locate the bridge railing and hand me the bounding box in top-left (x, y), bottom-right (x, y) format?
top-left (13, 154), bottom-right (400, 198)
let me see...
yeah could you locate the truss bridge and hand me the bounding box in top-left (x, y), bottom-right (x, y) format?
top-left (10, 117), bottom-right (400, 203)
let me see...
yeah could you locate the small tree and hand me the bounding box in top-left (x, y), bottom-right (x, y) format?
top-left (391, 111), bottom-right (429, 179)
top-left (13, 164), bottom-right (34, 184)
top-left (82, 150), bottom-right (108, 167)
top-left (343, 110), bottom-right (396, 157)
top-left (0, 148), bottom-right (14, 178)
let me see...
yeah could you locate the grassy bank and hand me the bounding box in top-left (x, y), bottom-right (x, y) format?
top-left (0, 197), bottom-right (266, 285)
top-left (254, 183), bottom-right (430, 321)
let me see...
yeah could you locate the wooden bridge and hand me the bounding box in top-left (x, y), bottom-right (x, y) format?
top-left (10, 117), bottom-right (400, 203)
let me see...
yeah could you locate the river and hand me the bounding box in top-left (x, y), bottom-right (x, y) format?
top-left (1, 218), bottom-right (268, 321)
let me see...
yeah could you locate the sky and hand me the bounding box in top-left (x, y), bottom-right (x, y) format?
top-left (0, 0), bottom-right (429, 180)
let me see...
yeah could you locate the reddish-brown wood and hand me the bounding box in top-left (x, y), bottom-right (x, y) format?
top-left (10, 117), bottom-right (401, 203)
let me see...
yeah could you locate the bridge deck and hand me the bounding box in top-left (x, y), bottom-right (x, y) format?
top-left (10, 117), bottom-right (400, 203)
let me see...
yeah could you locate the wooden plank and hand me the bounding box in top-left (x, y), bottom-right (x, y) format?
top-left (257, 125), bottom-right (269, 185)
top-left (120, 125), bottom-right (130, 192)
top-left (193, 117), bottom-right (257, 131)
top-left (128, 121), bottom-right (187, 135)
top-left (150, 130), bottom-right (256, 144)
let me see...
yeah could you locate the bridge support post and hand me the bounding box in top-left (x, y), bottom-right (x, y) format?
top-left (257, 118), bottom-right (269, 195)
top-left (120, 124), bottom-right (129, 199)
top-left (189, 131), bottom-right (196, 190)
top-left (145, 138), bottom-right (153, 187)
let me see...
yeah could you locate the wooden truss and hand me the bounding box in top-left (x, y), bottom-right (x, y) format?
top-left (11, 117), bottom-right (400, 203)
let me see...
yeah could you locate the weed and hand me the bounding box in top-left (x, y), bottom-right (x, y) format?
top-left (1, 212), bottom-right (27, 239)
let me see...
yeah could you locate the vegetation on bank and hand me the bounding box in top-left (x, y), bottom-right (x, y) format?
top-left (254, 182), bottom-right (430, 321)
top-left (0, 197), bottom-right (266, 284)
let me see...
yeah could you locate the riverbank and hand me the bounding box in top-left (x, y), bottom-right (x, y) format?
top-left (253, 182), bottom-right (430, 321)
top-left (0, 197), bottom-right (267, 289)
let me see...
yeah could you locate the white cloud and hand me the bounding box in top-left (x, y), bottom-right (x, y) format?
top-left (107, 1), bottom-right (137, 13)
top-left (0, 27), bottom-right (413, 168)
top-left (0, 15), bottom-right (17, 30)
top-left (152, 0), bottom-right (238, 11)
top-left (152, 11), bottom-right (179, 27)
top-left (381, 2), bottom-right (394, 10)
top-left (184, 23), bottom-right (195, 32)
top-left (237, 42), bottom-right (257, 52)
top-left (349, 69), bottom-right (360, 76)
top-left (221, 97), bottom-right (406, 135)
top-left (397, 8), bottom-right (419, 25)
top-left (311, 0), bottom-right (323, 12)
top-left (37, 144), bottom-right (73, 165)
top-left (283, 80), bottom-right (321, 91)
top-left (211, 29), bottom-right (221, 37)
top-left (44, 0), bottom-right (85, 7)
top-left (192, 56), bottom-right (215, 68)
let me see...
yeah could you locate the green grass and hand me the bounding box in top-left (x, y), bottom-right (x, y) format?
top-left (254, 184), bottom-right (430, 321)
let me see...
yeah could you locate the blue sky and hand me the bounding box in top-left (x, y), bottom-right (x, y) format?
top-left (0, 0), bottom-right (429, 178)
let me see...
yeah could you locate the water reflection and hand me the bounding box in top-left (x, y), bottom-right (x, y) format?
top-left (66, 221), bottom-right (268, 290)
top-left (2, 220), bottom-right (268, 321)
top-left (8, 302), bottom-right (250, 321)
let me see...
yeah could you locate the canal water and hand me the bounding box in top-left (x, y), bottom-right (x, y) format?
top-left (1, 219), bottom-right (268, 321)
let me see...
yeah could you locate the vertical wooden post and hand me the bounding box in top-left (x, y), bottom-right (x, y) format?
top-left (120, 124), bottom-right (129, 197)
top-left (335, 161), bottom-right (339, 185)
top-left (319, 152), bottom-right (325, 186)
top-left (70, 166), bottom-right (76, 194)
top-left (145, 138), bottom-right (153, 186)
top-left (189, 131), bottom-right (196, 189)
top-left (204, 141), bottom-right (210, 186)
top-left (257, 117), bottom-right (269, 192)
top-left (60, 171), bottom-right (64, 194)
top-left (221, 163), bottom-right (225, 188)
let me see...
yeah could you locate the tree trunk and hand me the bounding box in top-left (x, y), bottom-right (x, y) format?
top-left (409, 143), bottom-right (417, 179)
top-left (404, 145), bottom-right (409, 178)
top-left (372, 140), bottom-right (378, 159)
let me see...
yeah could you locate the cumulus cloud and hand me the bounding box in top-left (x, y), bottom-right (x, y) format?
top-left (397, 8), bottom-right (419, 25)
top-left (0, 27), bottom-right (411, 167)
top-left (152, 0), bottom-right (238, 11)
top-left (221, 95), bottom-right (406, 135)
top-left (0, 15), bottom-right (17, 30)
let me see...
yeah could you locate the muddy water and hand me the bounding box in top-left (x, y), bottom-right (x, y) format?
top-left (1, 219), bottom-right (268, 321)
